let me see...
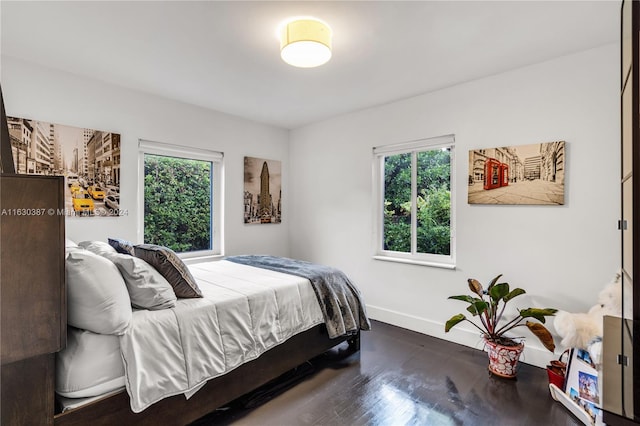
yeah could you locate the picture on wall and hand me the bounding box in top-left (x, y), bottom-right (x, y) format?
top-left (468, 141), bottom-right (565, 205)
top-left (244, 156), bottom-right (282, 224)
top-left (6, 115), bottom-right (121, 216)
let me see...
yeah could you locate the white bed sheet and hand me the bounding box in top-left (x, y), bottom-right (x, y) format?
top-left (120, 260), bottom-right (324, 413)
top-left (56, 327), bottom-right (125, 398)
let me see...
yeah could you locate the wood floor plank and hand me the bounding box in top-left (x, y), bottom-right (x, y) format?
top-left (191, 320), bottom-right (582, 425)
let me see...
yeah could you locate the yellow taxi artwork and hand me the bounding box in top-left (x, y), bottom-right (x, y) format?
top-left (72, 190), bottom-right (95, 215)
top-left (87, 185), bottom-right (106, 201)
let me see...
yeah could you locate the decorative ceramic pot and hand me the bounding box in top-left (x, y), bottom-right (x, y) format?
top-left (484, 339), bottom-right (524, 378)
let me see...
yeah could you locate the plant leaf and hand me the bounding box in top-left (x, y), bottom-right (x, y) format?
top-left (466, 300), bottom-right (488, 316)
top-left (503, 288), bottom-right (526, 302)
top-left (520, 308), bottom-right (558, 323)
top-left (489, 282), bottom-right (510, 302)
top-left (445, 314), bottom-right (466, 332)
top-left (467, 278), bottom-right (483, 296)
top-left (526, 321), bottom-right (556, 352)
top-left (449, 295), bottom-right (476, 304)
top-left (486, 274), bottom-right (503, 293)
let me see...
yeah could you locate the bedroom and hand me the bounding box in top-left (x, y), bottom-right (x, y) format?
top-left (0, 0), bottom-right (635, 425)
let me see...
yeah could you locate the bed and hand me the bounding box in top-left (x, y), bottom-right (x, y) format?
top-left (53, 240), bottom-right (369, 425)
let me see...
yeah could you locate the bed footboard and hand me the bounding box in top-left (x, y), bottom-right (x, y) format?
top-left (54, 325), bottom-right (356, 426)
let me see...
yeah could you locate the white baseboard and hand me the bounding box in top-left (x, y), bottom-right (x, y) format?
top-left (366, 304), bottom-right (557, 369)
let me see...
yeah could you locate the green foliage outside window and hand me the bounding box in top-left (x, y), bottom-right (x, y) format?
top-left (383, 149), bottom-right (451, 256)
top-left (144, 154), bottom-right (212, 253)
top-left (384, 153), bottom-right (411, 252)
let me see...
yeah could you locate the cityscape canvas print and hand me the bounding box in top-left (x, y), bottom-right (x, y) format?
top-left (468, 141), bottom-right (565, 205)
top-left (244, 156), bottom-right (282, 224)
top-left (6, 115), bottom-right (121, 216)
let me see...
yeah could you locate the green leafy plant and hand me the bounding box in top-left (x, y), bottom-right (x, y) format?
top-left (445, 274), bottom-right (557, 351)
top-left (144, 155), bottom-right (212, 253)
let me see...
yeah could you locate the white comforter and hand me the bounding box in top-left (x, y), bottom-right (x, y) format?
top-left (119, 260), bottom-right (324, 413)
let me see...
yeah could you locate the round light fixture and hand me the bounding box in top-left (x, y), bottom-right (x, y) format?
top-left (279, 17), bottom-right (332, 68)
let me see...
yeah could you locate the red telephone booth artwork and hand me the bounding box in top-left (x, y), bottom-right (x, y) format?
top-left (484, 158), bottom-right (502, 190)
top-left (500, 163), bottom-right (509, 187)
top-left (484, 159), bottom-right (509, 190)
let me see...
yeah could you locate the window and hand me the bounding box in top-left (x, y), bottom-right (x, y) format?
top-left (373, 134), bottom-right (455, 268)
top-left (138, 140), bottom-right (224, 257)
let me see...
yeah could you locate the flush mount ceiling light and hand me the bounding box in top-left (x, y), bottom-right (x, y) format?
top-left (279, 17), bottom-right (332, 68)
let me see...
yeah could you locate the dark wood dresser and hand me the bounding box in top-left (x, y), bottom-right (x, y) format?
top-left (1, 174), bottom-right (65, 425)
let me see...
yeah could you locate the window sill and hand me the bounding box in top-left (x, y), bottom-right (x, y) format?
top-left (182, 253), bottom-right (224, 265)
top-left (372, 255), bottom-right (456, 270)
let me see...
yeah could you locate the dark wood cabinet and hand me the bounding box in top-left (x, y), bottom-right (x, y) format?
top-left (1, 174), bottom-right (65, 425)
top-left (1, 354), bottom-right (56, 425)
top-left (604, 1), bottom-right (640, 424)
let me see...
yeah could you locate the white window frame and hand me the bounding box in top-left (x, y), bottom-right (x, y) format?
top-left (372, 134), bottom-right (456, 269)
top-left (138, 139), bottom-right (224, 260)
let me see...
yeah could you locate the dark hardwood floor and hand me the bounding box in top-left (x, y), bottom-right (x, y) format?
top-left (191, 320), bottom-right (581, 425)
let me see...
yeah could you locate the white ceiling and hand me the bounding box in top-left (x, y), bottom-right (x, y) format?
top-left (1, 1), bottom-right (619, 129)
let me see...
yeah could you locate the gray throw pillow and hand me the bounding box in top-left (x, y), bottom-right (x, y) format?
top-left (106, 253), bottom-right (177, 310)
top-left (79, 240), bottom-right (118, 257)
top-left (133, 244), bottom-right (202, 298)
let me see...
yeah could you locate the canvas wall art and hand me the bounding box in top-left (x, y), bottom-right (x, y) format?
top-left (468, 141), bottom-right (565, 205)
top-left (244, 156), bottom-right (282, 224)
top-left (6, 115), bottom-right (121, 216)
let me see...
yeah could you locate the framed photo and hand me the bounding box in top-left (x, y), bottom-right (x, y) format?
top-left (468, 141), bottom-right (565, 205)
top-left (6, 115), bottom-right (121, 217)
top-left (243, 156), bottom-right (281, 224)
top-left (564, 348), bottom-right (603, 425)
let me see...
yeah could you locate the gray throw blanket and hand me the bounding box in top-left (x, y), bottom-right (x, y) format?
top-left (226, 255), bottom-right (371, 338)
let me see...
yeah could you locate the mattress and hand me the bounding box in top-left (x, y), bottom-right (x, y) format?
top-left (56, 327), bottom-right (125, 398)
top-left (57, 259), bottom-right (324, 413)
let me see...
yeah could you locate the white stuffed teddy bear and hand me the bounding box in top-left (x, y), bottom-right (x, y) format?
top-left (554, 272), bottom-right (632, 367)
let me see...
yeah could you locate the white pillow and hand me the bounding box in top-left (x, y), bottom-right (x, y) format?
top-left (65, 239), bottom-right (82, 259)
top-left (65, 250), bottom-right (132, 335)
top-left (78, 240), bottom-right (118, 257)
top-left (105, 253), bottom-right (177, 310)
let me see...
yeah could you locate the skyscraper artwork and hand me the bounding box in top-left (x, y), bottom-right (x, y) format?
top-left (243, 156), bottom-right (282, 224)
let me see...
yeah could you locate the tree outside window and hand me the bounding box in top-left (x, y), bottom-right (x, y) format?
top-left (144, 154), bottom-right (213, 253)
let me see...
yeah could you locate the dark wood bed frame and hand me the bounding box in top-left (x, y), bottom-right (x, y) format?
top-left (54, 325), bottom-right (359, 426)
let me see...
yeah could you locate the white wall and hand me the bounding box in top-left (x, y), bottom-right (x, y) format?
top-left (1, 56), bottom-right (291, 257)
top-left (288, 44), bottom-right (620, 367)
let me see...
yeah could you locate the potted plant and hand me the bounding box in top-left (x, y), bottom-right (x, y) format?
top-left (445, 274), bottom-right (557, 378)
